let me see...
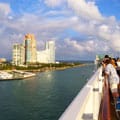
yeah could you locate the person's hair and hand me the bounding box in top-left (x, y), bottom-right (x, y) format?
top-left (104, 59), bottom-right (110, 64)
top-left (104, 55), bottom-right (109, 58)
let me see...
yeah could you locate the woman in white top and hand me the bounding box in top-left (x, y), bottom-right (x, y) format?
top-left (104, 59), bottom-right (119, 98)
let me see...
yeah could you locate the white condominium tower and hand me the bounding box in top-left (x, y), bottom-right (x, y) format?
top-left (37, 41), bottom-right (55, 63)
top-left (12, 44), bottom-right (25, 65)
top-left (46, 41), bottom-right (55, 63)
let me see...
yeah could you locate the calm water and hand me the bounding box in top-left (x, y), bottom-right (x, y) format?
top-left (0, 64), bottom-right (94, 120)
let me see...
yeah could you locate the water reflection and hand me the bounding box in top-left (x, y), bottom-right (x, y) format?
top-left (39, 71), bottom-right (55, 81)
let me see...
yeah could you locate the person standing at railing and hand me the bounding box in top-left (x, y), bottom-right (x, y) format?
top-left (116, 58), bottom-right (120, 77)
top-left (103, 58), bottom-right (119, 101)
top-left (101, 55), bottom-right (110, 77)
top-left (111, 58), bottom-right (117, 68)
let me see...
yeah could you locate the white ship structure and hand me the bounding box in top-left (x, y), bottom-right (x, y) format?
top-left (59, 58), bottom-right (120, 120)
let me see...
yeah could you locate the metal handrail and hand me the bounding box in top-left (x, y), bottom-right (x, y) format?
top-left (99, 77), bottom-right (111, 120)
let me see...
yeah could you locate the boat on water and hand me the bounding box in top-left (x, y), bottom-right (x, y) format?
top-left (0, 70), bottom-right (36, 81)
top-left (0, 71), bottom-right (13, 79)
top-left (13, 70), bottom-right (36, 78)
top-left (59, 65), bottom-right (120, 120)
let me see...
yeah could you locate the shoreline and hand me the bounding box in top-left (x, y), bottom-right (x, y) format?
top-left (0, 64), bottom-right (89, 81)
top-left (23, 63), bottom-right (88, 73)
top-left (1, 63), bottom-right (88, 73)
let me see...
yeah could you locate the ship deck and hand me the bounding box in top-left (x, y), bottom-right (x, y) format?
top-left (59, 67), bottom-right (120, 120)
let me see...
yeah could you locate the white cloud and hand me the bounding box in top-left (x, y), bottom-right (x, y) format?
top-left (67, 0), bottom-right (103, 20)
top-left (1, 0), bottom-right (120, 60)
top-left (65, 38), bottom-right (84, 51)
top-left (64, 38), bottom-right (102, 53)
top-left (44, 0), bottom-right (65, 7)
top-left (56, 37), bottom-right (110, 60)
top-left (0, 3), bottom-right (11, 16)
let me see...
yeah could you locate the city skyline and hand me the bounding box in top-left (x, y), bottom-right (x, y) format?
top-left (12, 34), bottom-right (55, 65)
top-left (0, 0), bottom-right (120, 60)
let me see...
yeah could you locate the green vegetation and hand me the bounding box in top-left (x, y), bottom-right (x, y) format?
top-left (0, 62), bottom-right (84, 72)
top-left (0, 62), bottom-right (13, 70)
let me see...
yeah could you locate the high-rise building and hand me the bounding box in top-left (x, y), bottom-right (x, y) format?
top-left (24, 34), bottom-right (37, 64)
top-left (12, 44), bottom-right (25, 65)
top-left (46, 41), bottom-right (55, 63)
top-left (37, 41), bottom-right (55, 63)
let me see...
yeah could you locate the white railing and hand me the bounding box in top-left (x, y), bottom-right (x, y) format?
top-left (59, 67), bottom-right (104, 120)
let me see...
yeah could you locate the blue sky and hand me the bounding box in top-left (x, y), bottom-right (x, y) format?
top-left (96, 0), bottom-right (120, 19)
top-left (0, 0), bottom-right (120, 60)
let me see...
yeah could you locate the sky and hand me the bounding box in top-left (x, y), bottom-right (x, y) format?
top-left (0, 0), bottom-right (120, 60)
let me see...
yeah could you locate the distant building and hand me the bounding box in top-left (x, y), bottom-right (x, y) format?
top-left (24, 34), bottom-right (37, 64)
top-left (12, 44), bottom-right (25, 65)
top-left (37, 41), bottom-right (55, 63)
top-left (12, 34), bottom-right (55, 65)
top-left (0, 58), bottom-right (6, 63)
